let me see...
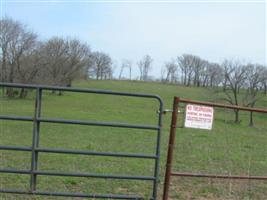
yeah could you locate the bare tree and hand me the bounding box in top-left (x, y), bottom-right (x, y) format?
top-left (137, 55), bottom-right (153, 81)
top-left (192, 56), bottom-right (206, 87)
top-left (128, 61), bottom-right (132, 80)
top-left (177, 54), bottom-right (195, 86)
top-left (242, 64), bottom-right (265, 126)
top-left (39, 37), bottom-right (90, 95)
top-left (199, 60), bottom-right (209, 87)
top-left (15, 42), bottom-right (44, 97)
top-left (0, 17), bottom-right (15, 83)
top-left (62, 39), bottom-right (91, 86)
top-left (119, 63), bottom-right (125, 80)
top-left (177, 54), bottom-right (224, 88)
top-left (259, 67), bottom-right (267, 95)
top-left (119, 59), bottom-right (132, 80)
top-left (39, 37), bottom-right (69, 86)
top-left (221, 59), bottom-right (247, 123)
top-left (164, 59), bottom-right (178, 83)
top-left (207, 62), bottom-right (223, 87)
top-left (160, 67), bottom-right (166, 83)
top-left (0, 17), bottom-right (37, 97)
top-left (90, 51), bottom-right (112, 80)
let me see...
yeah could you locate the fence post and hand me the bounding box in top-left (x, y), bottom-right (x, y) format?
top-left (162, 97), bottom-right (179, 200)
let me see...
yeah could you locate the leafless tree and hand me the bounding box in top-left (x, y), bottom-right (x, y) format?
top-left (177, 54), bottom-right (195, 86)
top-left (192, 56), bottom-right (206, 87)
top-left (63, 39), bottom-right (91, 85)
top-left (199, 60), bottom-right (210, 87)
top-left (207, 62), bottom-right (223, 87)
top-left (38, 37), bottom-right (68, 86)
top-left (242, 64), bottom-right (265, 126)
top-left (128, 61), bottom-right (132, 80)
top-left (125, 59), bottom-right (133, 80)
top-left (221, 59), bottom-right (248, 123)
top-left (119, 63), bottom-right (126, 80)
top-left (177, 54), bottom-right (224, 88)
top-left (259, 67), bottom-right (267, 95)
top-left (90, 51), bottom-right (112, 80)
top-left (38, 37), bottom-right (90, 96)
top-left (0, 17), bottom-right (37, 97)
top-left (0, 17), bottom-right (15, 83)
top-left (160, 67), bottom-right (166, 83)
top-left (164, 59), bottom-right (178, 83)
top-left (15, 42), bottom-right (44, 97)
top-left (119, 59), bottom-right (132, 80)
top-left (137, 55), bottom-right (153, 81)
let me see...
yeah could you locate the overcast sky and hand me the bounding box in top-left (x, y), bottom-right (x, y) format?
top-left (1, 0), bottom-right (266, 78)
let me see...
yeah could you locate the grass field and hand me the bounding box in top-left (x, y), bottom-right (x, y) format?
top-left (0, 80), bottom-right (267, 200)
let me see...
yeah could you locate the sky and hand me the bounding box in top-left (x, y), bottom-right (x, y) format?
top-left (1, 0), bottom-right (266, 79)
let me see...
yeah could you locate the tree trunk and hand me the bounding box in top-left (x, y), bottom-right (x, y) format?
top-left (234, 110), bottom-right (240, 123)
top-left (249, 111), bottom-right (254, 127)
top-left (19, 88), bottom-right (28, 98)
top-left (187, 75), bottom-right (191, 86)
top-left (6, 88), bottom-right (14, 97)
top-left (210, 78), bottom-right (214, 87)
top-left (96, 68), bottom-right (100, 80)
top-left (183, 72), bottom-right (187, 85)
top-left (223, 79), bottom-right (227, 91)
top-left (1, 87), bottom-right (5, 97)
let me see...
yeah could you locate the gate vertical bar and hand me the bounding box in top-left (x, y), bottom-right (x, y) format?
top-left (30, 88), bottom-right (42, 191)
top-left (162, 97), bottom-right (179, 200)
top-left (152, 98), bottom-right (163, 200)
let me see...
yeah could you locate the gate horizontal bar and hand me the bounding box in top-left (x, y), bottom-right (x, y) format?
top-left (37, 170), bottom-right (156, 181)
top-left (0, 146), bottom-right (32, 151)
top-left (38, 118), bottom-right (159, 130)
top-left (36, 147), bottom-right (157, 159)
top-left (0, 146), bottom-right (157, 159)
top-left (0, 115), bottom-right (33, 122)
top-left (0, 115), bottom-right (159, 130)
top-left (0, 169), bottom-right (30, 175)
top-left (0, 169), bottom-right (155, 181)
top-left (0, 189), bottom-right (144, 199)
top-left (0, 82), bottom-right (162, 103)
top-left (171, 172), bottom-right (267, 180)
top-left (178, 98), bottom-right (267, 113)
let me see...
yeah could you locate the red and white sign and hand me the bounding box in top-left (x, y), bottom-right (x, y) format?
top-left (184, 104), bottom-right (214, 130)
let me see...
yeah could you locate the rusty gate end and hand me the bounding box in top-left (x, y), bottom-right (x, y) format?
top-left (163, 96), bottom-right (267, 200)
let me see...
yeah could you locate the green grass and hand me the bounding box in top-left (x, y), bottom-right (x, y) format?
top-left (0, 80), bottom-right (267, 200)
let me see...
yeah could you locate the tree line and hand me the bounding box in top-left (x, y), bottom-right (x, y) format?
top-left (1, 16), bottom-right (267, 124)
top-left (0, 17), bottom-right (115, 97)
top-left (161, 54), bottom-right (266, 91)
top-left (161, 55), bottom-right (267, 125)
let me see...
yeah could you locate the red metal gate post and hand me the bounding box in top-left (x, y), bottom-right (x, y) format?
top-left (163, 97), bottom-right (180, 200)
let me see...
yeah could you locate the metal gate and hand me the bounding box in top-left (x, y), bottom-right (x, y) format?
top-left (163, 96), bottom-right (267, 200)
top-left (0, 83), bottom-right (163, 200)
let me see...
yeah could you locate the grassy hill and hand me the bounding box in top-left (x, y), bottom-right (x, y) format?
top-left (0, 80), bottom-right (267, 200)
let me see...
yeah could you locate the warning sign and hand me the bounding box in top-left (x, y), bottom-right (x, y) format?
top-left (184, 104), bottom-right (214, 130)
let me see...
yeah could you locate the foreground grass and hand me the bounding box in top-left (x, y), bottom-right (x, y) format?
top-left (0, 80), bottom-right (267, 200)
